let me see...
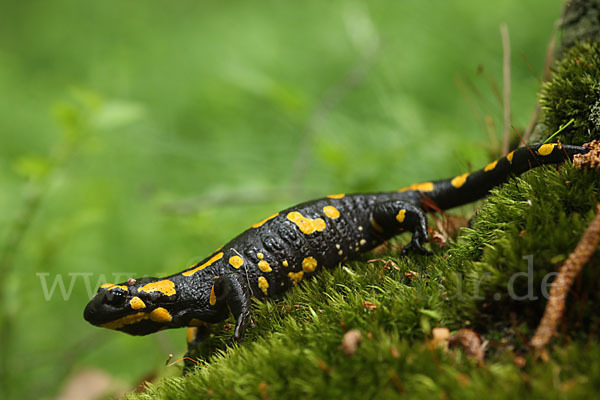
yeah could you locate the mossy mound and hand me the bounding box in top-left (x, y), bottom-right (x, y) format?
top-left (128, 163), bottom-right (600, 399)
top-left (540, 42), bottom-right (600, 143)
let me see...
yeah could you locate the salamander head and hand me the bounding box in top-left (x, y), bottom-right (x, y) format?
top-left (83, 277), bottom-right (180, 335)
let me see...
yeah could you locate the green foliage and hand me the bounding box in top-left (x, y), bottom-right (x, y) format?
top-left (540, 42), bottom-right (600, 143)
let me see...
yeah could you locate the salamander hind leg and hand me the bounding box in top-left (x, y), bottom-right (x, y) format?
top-left (183, 325), bottom-right (210, 375)
top-left (372, 201), bottom-right (432, 255)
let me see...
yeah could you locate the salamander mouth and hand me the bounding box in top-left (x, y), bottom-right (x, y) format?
top-left (83, 300), bottom-right (167, 335)
top-left (83, 294), bottom-right (133, 326)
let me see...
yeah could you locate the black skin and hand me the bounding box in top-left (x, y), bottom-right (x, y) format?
top-left (83, 143), bottom-right (586, 371)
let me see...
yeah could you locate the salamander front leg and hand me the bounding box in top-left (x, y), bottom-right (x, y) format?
top-left (372, 201), bottom-right (432, 255)
top-left (213, 273), bottom-right (254, 345)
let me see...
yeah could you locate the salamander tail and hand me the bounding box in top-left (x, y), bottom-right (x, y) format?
top-left (399, 143), bottom-right (587, 211)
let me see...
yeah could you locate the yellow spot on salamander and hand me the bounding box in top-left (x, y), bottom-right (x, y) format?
top-left (327, 193), bottom-right (345, 199)
top-left (100, 283), bottom-right (128, 291)
top-left (183, 252), bottom-right (224, 276)
top-left (251, 213), bottom-right (279, 228)
top-left (257, 252), bottom-right (264, 260)
top-left (538, 143), bottom-right (555, 156)
top-left (229, 255), bottom-right (244, 269)
top-left (484, 160), bottom-right (498, 172)
top-left (129, 296), bottom-right (146, 310)
top-left (397, 182), bottom-right (434, 193)
top-left (450, 173), bottom-right (469, 188)
top-left (507, 151), bottom-right (515, 163)
top-left (302, 256), bottom-right (317, 273)
top-left (139, 280), bottom-right (176, 296)
top-left (286, 211), bottom-right (326, 235)
top-left (187, 327), bottom-right (197, 344)
top-left (323, 205), bottom-right (340, 219)
top-left (258, 260), bottom-right (272, 272)
top-left (360, 239), bottom-right (366, 246)
top-left (371, 218), bottom-right (384, 233)
top-left (209, 285), bottom-right (217, 306)
top-left (282, 260), bottom-right (289, 267)
top-left (396, 209), bottom-right (406, 223)
top-left (100, 312), bottom-right (147, 330)
top-left (149, 307), bottom-right (172, 323)
top-left (258, 276), bottom-right (269, 295)
top-left (288, 271), bottom-right (304, 284)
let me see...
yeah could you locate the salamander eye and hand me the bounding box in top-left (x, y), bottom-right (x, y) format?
top-left (106, 290), bottom-right (127, 307)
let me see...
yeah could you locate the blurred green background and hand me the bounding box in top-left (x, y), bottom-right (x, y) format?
top-left (0, 0), bottom-right (564, 398)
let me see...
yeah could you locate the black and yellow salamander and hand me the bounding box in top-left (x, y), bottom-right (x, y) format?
top-left (84, 143), bottom-right (585, 366)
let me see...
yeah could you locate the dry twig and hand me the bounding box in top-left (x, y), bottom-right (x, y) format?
top-left (449, 329), bottom-right (486, 365)
top-left (530, 203), bottom-right (600, 349)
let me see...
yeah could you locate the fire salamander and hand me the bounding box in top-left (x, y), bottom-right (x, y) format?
top-left (84, 143), bottom-right (585, 369)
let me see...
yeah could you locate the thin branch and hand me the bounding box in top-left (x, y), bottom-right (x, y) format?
top-left (521, 50), bottom-right (542, 83)
top-left (501, 23), bottom-right (511, 156)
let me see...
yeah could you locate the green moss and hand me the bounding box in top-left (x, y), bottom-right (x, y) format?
top-left (539, 42), bottom-right (600, 144)
top-left (135, 342), bottom-right (600, 400)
